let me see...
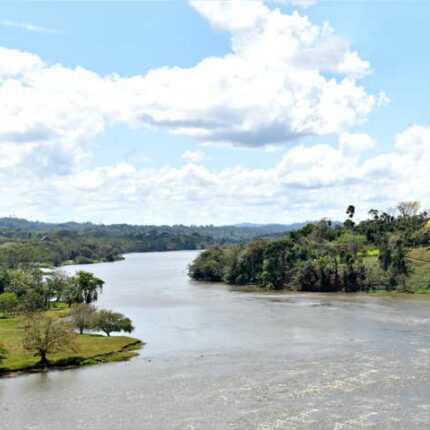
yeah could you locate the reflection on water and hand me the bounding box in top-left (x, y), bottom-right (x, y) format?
top-left (2, 251), bottom-right (430, 429)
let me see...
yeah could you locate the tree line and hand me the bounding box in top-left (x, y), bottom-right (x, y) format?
top-left (0, 217), bottom-right (296, 267)
top-left (189, 202), bottom-right (428, 293)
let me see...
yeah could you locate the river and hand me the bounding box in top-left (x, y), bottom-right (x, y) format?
top-left (2, 251), bottom-right (430, 429)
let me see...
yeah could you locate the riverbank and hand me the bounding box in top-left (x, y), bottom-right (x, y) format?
top-left (0, 310), bottom-right (143, 378)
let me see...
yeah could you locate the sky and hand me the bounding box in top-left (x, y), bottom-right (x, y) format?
top-left (0, 0), bottom-right (429, 225)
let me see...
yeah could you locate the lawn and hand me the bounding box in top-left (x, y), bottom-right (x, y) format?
top-left (0, 308), bottom-right (142, 375)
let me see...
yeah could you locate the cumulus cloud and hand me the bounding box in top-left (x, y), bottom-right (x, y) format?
top-left (2, 127), bottom-right (429, 224)
top-left (0, 0), bottom-right (379, 176)
top-left (182, 150), bottom-right (209, 162)
top-left (0, 1), bottom-right (400, 223)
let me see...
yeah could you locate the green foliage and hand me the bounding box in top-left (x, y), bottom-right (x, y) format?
top-left (0, 292), bottom-right (19, 316)
top-left (188, 248), bottom-right (224, 281)
top-left (0, 313), bottom-right (141, 373)
top-left (0, 217), bottom-right (299, 268)
top-left (74, 271), bottom-right (104, 304)
top-left (18, 292), bottom-right (45, 314)
top-left (92, 309), bottom-right (134, 336)
top-left (22, 314), bottom-right (78, 366)
top-left (190, 203), bottom-right (429, 293)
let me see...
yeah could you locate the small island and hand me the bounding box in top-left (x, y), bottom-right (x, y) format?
top-left (0, 269), bottom-right (142, 377)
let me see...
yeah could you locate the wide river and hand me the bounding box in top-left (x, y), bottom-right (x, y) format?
top-left (2, 251), bottom-right (430, 429)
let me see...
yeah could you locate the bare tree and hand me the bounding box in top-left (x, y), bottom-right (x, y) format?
top-left (397, 201), bottom-right (421, 218)
top-left (22, 315), bottom-right (77, 367)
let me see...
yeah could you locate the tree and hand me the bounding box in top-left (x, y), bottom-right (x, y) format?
top-left (46, 270), bottom-right (75, 303)
top-left (92, 310), bottom-right (134, 336)
top-left (69, 303), bottom-right (96, 334)
top-left (74, 271), bottom-right (104, 304)
top-left (346, 205), bottom-right (356, 219)
top-left (0, 243), bottom-right (49, 270)
top-left (4, 270), bottom-right (33, 297)
top-left (397, 201), bottom-right (421, 218)
top-left (18, 291), bottom-right (45, 314)
top-left (390, 240), bottom-right (413, 291)
top-left (22, 315), bottom-right (77, 367)
top-left (0, 292), bottom-right (19, 317)
top-left (344, 205), bottom-right (356, 229)
top-left (188, 249), bottom-right (224, 282)
top-left (379, 238), bottom-right (413, 291)
top-left (261, 239), bottom-right (295, 290)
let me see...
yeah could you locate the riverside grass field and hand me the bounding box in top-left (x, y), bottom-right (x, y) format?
top-left (0, 303), bottom-right (141, 375)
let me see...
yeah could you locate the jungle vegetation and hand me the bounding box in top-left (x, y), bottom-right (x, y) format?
top-left (189, 202), bottom-right (430, 293)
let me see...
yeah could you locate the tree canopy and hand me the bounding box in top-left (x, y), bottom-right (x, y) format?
top-left (189, 202), bottom-right (429, 293)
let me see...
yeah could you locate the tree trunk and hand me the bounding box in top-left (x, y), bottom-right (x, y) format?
top-left (39, 350), bottom-right (49, 368)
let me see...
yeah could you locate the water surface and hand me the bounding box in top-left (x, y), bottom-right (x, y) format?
top-left (2, 251), bottom-right (430, 429)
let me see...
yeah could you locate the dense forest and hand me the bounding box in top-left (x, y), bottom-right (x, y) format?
top-left (0, 217), bottom-right (297, 267)
top-left (189, 202), bottom-right (430, 293)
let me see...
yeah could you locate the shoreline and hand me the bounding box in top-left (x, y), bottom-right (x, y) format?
top-left (0, 339), bottom-right (144, 379)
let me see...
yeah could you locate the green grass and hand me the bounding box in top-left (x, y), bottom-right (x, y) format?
top-left (0, 312), bottom-right (142, 375)
top-left (361, 250), bottom-right (430, 294)
top-left (406, 261), bottom-right (430, 293)
top-left (408, 247), bottom-right (430, 262)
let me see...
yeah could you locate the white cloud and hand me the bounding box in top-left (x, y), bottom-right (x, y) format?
top-left (1, 127), bottom-right (429, 224)
top-left (0, 1), bottom-right (402, 224)
top-left (269, 0), bottom-right (318, 8)
top-left (182, 150), bottom-right (209, 162)
top-left (0, 19), bottom-right (61, 34)
top-left (0, 0), bottom-right (379, 175)
top-left (395, 124), bottom-right (430, 157)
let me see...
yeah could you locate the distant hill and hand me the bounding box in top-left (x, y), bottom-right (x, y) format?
top-left (0, 217), bottom-right (302, 237)
top-left (0, 216), bottom-right (341, 267)
top-left (233, 222), bottom-right (310, 231)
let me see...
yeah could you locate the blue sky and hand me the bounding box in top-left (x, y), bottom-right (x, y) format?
top-left (0, 1), bottom-right (429, 224)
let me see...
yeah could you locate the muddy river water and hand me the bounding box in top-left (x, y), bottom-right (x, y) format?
top-left (2, 250), bottom-right (430, 429)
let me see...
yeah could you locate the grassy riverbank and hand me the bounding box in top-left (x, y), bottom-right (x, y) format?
top-left (0, 308), bottom-right (143, 377)
top-left (359, 249), bottom-right (430, 293)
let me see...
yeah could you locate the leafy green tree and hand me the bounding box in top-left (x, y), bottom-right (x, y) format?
top-left (0, 243), bottom-right (49, 270)
top-left (0, 292), bottom-right (19, 317)
top-left (92, 310), bottom-right (134, 336)
top-left (188, 249), bottom-right (224, 282)
top-left (346, 205), bottom-right (356, 219)
top-left (390, 240), bottom-right (413, 291)
top-left (261, 239), bottom-right (295, 290)
top-left (4, 270), bottom-right (33, 297)
top-left (74, 271), bottom-right (104, 304)
top-left (22, 314), bottom-right (77, 367)
top-left (18, 292), bottom-right (45, 314)
top-left (46, 270), bottom-right (75, 304)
